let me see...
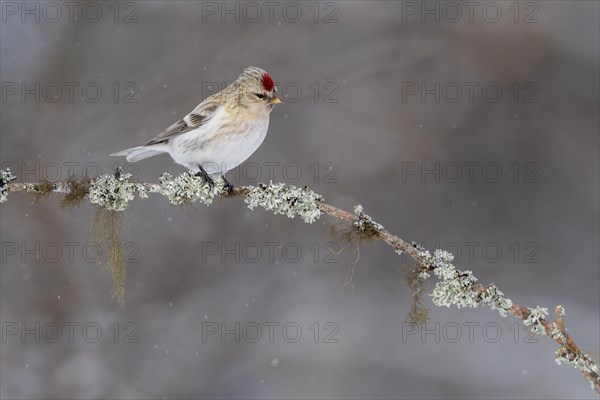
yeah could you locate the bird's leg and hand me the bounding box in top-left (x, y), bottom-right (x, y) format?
top-left (195, 165), bottom-right (214, 188)
top-left (221, 175), bottom-right (234, 195)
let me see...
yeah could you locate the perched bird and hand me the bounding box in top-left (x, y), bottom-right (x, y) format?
top-left (111, 66), bottom-right (281, 191)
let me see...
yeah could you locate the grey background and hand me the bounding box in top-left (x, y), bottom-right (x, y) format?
top-left (1, 1), bottom-right (598, 398)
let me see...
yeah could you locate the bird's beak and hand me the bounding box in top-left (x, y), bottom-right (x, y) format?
top-left (270, 96), bottom-right (282, 104)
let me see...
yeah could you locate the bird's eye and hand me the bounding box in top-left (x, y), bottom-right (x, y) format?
top-left (255, 93), bottom-right (266, 99)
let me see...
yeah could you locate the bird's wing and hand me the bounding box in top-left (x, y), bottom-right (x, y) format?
top-left (145, 100), bottom-right (219, 146)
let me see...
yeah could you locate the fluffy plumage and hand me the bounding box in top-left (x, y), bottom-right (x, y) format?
top-left (111, 66), bottom-right (280, 175)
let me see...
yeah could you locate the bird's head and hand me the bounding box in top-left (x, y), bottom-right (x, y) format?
top-left (234, 66), bottom-right (281, 111)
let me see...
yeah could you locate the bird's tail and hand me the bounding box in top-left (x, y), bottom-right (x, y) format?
top-left (110, 146), bottom-right (166, 163)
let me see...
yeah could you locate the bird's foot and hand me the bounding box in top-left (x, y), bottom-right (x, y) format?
top-left (195, 167), bottom-right (215, 189)
top-left (221, 176), bottom-right (234, 195)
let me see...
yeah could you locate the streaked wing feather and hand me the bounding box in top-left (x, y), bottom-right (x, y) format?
top-left (185, 112), bottom-right (205, 126)
top-left (145, 101), bottom-right (219, 145)
top-left (145, 119), bottom-right (194, 145)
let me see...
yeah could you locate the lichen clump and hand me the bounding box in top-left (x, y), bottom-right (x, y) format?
top-left (480, 284), bottom-right (513, 317)
top-left (245, 182), bottom-right (322, 223)
top-left (353, 205), bottom-right (384, 236)
top-left (89, 173), bottom-right (147, 212)
top-left (523, 306), bottom-right (549, 335)
top-left (420, 249), bottom-right (513, 317)
top-left (555, 346), bottom-right (600, 390)
top-left (0, 169), bottom-right (16, 203)
top-left (158, 171), bottom-right (221, 206)
top-left (429, 263), bottom-right (479, 309)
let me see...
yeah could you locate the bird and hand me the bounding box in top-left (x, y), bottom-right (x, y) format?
top-left (110, 66), bottom-right (281, 192)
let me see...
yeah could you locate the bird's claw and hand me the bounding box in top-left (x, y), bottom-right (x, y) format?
top-left (221, 176), bottom-right (234, 195)
top-left (195, 167), bottom-right (215, 189)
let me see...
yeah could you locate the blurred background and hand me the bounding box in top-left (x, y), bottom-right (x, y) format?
top-left (1, 1), bottom-right (598, 398)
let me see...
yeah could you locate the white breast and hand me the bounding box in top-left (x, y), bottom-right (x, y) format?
top-left (168, 107), bottom-right (270, 174)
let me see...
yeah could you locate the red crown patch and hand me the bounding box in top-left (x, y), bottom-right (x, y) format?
top-left (261, 73), bottom-right (275, 91)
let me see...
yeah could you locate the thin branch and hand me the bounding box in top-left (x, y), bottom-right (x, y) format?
top-left (1, 171), bottom-right (598, 395)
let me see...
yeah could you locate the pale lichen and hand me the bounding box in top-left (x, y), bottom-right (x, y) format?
top-left (89, 172), bottom-right (147, 212)
top-left (555, 346), bottom-right (600, 390)
top-left (0, 168), bottom-right (16, 203)
top-left (480, 284), bottom-right (513, 317)
top-left (523, 306), bottom-right (549, 335)
top-left (421, 249), bottom-right (460, 281)
top-left (549, 323), bottom-right (566, 343)
top-left (329, 204), bottom-right (383, 246)
top-left (431, 270), bottom-right (479, 309)
top-left (245, 182), bottom-right (322, 223)
top-left (158, 171), bottom-right (222, 206)
top-left (419, 249), bottom-right (513, 316)
top-left (353, 204), bottom-right (384, 235)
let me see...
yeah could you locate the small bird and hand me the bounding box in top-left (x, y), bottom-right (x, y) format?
top-left (111, 66), bottom-right (281, 191)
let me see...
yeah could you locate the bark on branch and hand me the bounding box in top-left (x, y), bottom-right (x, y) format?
top-left (1, 170), bottom-right (598, 396)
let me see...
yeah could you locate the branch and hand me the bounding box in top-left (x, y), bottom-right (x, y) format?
top-left (1, 168), bottom-right (598, 395)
